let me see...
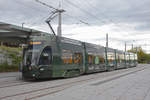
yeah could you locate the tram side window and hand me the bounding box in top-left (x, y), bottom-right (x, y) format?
top-left (120, 55), bottom-right (124, 63)
top-left (99, 56), bottom-right (105, 64)
top-left (121, 55), bottom-right (125, 62)
top-left (117, 55), bottom-right (120, 63)
top-left (95, 56), bottom-right (99, 64)
top-left (108, 55), bottom-right (114, 64)
top-left (74, 53), bottom-right (82, 64)
top-left (108, 59), bottom-right (113, 64)
top-left (25, 52), bottom-right (32, 66)
top-left (62, 50), bottom-right (73, 64)
top-left (88, 55), bottom-right (94, 64)
top-left (126, 55), bottom-right (129, 63)
top-left (39, 47), bottom-right (52, 65)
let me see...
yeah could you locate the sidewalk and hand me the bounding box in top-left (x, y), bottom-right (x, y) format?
top-left (0, 72), bottom-right (21, 78)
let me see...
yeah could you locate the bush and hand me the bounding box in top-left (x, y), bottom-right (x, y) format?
top-left (0, 62), bottom-right (19, 72)
top-left (0, 46), bottom-right (22, 72)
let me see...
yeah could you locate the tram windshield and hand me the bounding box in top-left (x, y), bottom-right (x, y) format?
top-left (38, 47), bottom-right (52, 65)
top-left (23, 44), bottom-right (41, 66)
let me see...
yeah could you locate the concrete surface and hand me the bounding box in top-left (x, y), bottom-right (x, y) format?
top-left (36, 64), bottom-right (150, 100)
top-left (0, 64), bottom-right (149, 100)
top-left (0, 72), bottom-right (21, 78)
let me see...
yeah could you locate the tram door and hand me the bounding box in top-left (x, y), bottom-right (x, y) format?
top-left (39, 47), bottom-right (52, 77)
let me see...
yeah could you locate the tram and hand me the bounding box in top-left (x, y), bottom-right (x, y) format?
top-left (22, 33), bottom-right (138, 79)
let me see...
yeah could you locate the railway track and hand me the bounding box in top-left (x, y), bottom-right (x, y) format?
top-left (0, 77), bottom-right (96, 100)
top-left (0, 76), bottom-right (31, 89)
top-left (0, 65), bottom-right (148, 100)
top-left (0, 81), bottom-right (31, 89)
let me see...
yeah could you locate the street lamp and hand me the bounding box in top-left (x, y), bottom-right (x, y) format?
top-left (22, 23), bottom-right (25, 29)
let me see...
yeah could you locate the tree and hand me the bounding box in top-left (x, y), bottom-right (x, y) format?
top-left (128, 47), bottom-right (150, 63)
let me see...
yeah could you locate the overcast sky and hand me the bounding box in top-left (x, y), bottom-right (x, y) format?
top-left (0, 0), bottom-right (150, 52)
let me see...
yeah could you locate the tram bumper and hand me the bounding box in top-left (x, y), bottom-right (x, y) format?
top-left (22, 69), bottom-right (40, 79)
top-left (22, 66), bottom-right (52, 79)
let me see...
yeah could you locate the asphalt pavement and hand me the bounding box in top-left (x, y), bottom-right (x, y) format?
top-left (35, 64), bottom-right (150, 100)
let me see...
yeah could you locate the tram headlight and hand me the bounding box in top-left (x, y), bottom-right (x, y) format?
top-left (39, 68), bottom-right (44, 71)
top-left (29, 66), bottom-right (32, 70)
top-left (32, 74), bottom-right (35, 77)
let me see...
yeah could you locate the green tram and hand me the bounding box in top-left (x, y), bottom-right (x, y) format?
top-left (22, 34), bottom-right (138, 79)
